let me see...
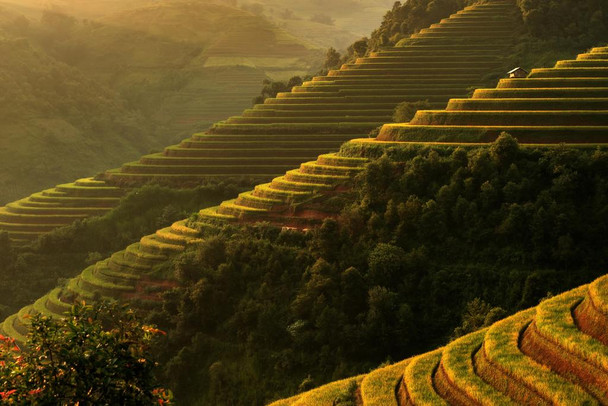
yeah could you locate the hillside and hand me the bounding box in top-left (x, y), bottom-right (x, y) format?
top-left (273, 272), bottom-right (608, 405)
top-left (0, 0), bottom-right (375, 50)
top-left (3, 0), bottom-right (608, 403)
top-left (0, 0), bottom-right (524, 244)
top-left (32, 1), bottom-right (322, 129)
top-left (378, 45), bottom-right (608, 143)
top-left (0, 1), bottom-right (325, 203)
top-left (255, 0), bottom-right (395, 49)
top-left (0, 35), bottom-right (161, 205)
top-left (3, 136), bottom-right (608, 403)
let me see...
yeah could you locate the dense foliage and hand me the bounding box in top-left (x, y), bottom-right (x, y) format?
top-left (368, 0), bottom-right (478, 49)
top-left (0, 182), bottom-right (248, 319)
top-left (252, 76), bottom-right (305, 105)
top-left (517, 0), bottom-right (608, 41)
top-left (393, 100), bottom-right (432, 123)
top-left (0, 302), bottom-right (170, 404)
top-left (367, 0), bottom-right (608, 62)
top-left (147, 136), bottom-right (608, 404)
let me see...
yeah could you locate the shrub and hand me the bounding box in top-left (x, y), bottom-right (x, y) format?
top-left (0, 302), bottom-right (171, 404)
top-left (393, 100), bottom-right (432, 123)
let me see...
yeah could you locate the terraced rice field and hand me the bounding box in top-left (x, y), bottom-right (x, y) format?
top-left (379, 45), bottom-right (608, 143)
top-left (269, 274), bottom-right (608, 405)
top-left (0, 151), bottom-right (371, 345)
top-left (0, 0), bottom-right (521, 244)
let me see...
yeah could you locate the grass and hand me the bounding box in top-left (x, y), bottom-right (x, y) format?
top-left (473, 88), bottom-right (608, 98)
top-left (533, 286), bottom-right (608, 371)
top-left (316, 154), bottom-right (369, 167)
top-left (0, 208), bottom-right (90, 224)
top-left (360, 358), bottom-right (411, 405)
top-left (217, 200), bottom-right (269, 217)
top-left (288, 375), bottom-right (364, 406)
top-left (285, 169), bottom-right (351, 184)
top-left (587, 274), bottom-right (608, 315)
top-left (80, 266), bottom-right (136, 293)
top-left (169, 220), bottom-right (200, 237)
top-left (557, 60), bottom-right (608, 68)
top-left (403, 348), bottom-right (447, 405)
top-left (181, 139), bottom-right (347, 148)
top-left (299, 162), bottom-right (364, 176)
top-left (96, 260), bottom-right (141, 282)
top-left (236, 192), bottom-right (283, 209)
top-left (1, 314), bottom-right (28, 345)
top-left (54, 183), bottom-right (125, 197)
top-left (328, 68), bottom-right (492, 76)
top-left (269, 178), bottom-right (333, 191)
top-left (243, 109), bottom-right (396, 117)
top-left (496, 78), bottom-right (608, 88)
top-left (446, 98), bottom-right (608, 111)
top-left (121, 163), bottom-right (298, 175)
top-left (6, 200), bottom-right (110, 215)
top-left (409, 110), bottom-right (608, 126)
top-left (46, 288), bottom-right (73, 315)
top-left (154, 227), bottom-right (191, 246)
top-left (529, 68), bottom-right (608, 78)
top-left (439, 328), bottom-right (515, 405)
top-left (31, 296), bottom-right (62, 319)
top-left (139, 156), bottom-right (313, 166)
top-left (124, 243), bottom-right (167, 264)
top-left (226, 116), bottom-right (393, 124)
top-left (65, 277), bottom-right (97, 300)
top-left (480, 307), bottom-right (596, 404)
top-left (29, 192), bottom-right (120, 207)
top-left (108, 251), bottom-right (150, 274)
top-left (520, 287), bottom-right (608, 402)
top-left (198, 207), bottom-right (237, 222)
top-left (378, 125), bottom-right (608, 144)
top-left (139, 235), bottom-right (185, 256)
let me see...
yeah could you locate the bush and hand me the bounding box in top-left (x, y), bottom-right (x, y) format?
top-left (393, 100), bottom-right (432, 123)
top-left (0, 302), bottom-right (171, 404)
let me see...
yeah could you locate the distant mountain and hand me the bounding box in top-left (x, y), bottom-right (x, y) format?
top-left (0, 1), bottom-right (327, 203)
top-left (0, 35), bottom-right (160, 204)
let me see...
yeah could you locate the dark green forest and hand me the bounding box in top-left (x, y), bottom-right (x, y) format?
top-left (148, 135), bottom-right (608, 404)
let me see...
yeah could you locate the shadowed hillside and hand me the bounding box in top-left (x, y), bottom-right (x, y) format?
top-left (3, 135), bottom-right (608, 403)
top-left (0, 1), bottom-right (324, 203)
top-left (0, 35), bottom-right (159, 205)
top-left (273, 272), bottom-right (608, 405)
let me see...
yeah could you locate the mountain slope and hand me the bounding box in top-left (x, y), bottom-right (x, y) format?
top-left (0, 36), bottom-right (159, 205)
top-left (0, 0), bottom-right (523, 244)
top-left (3, 135), bottom-right (608, 403)
top-left (272, 273), bottom-right (608, 405)
top-left (0, 1), bottom-right (324, 204)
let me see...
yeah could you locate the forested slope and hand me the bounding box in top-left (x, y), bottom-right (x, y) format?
top-left (3, 136), bottom-right (608, 403)
top-left (0, 33), bottom-right (158, 205)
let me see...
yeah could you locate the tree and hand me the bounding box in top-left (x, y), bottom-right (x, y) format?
top-left (324, 47), bottom-right (342, 71)
top-left (252, 76), bottom-right (304, 105)
top-left (393, 100), bottom-right (431, 123)
top-left (0, 302), bottom-right (171, 405)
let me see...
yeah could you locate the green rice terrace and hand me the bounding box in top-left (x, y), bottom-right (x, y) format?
top-left (0, 0), bottom-right (522, 245)
top-left (271, 274), bottom-right (608, 405)
top-left (378, 45), bottom-right (608, 143)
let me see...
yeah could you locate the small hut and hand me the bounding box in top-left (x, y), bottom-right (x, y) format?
top-left (508, 67), bottom-right (528, 78)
